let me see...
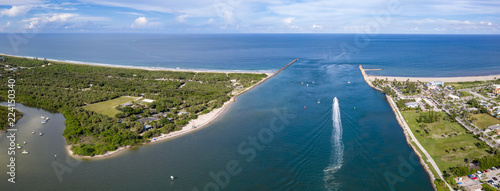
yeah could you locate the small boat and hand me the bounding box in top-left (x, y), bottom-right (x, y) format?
top-left (304, 106), bottom-right (306, 109)
top-left (306, 84), bottom-right (309, 87)
top-left (45, 117), bottom-right (50, 120)
top-left (39, 132), bottom-right (43, 136)
top-left (317, 101), bottom-right (320, 104)
top-left (41, 120), bottom-right (46, 124)
top-left (23, 141), bottom-right (26, 145)
top-left (301, 82), bottom-right (303, 84)
top-left (170, 176), bottom-right (175, 180)
top-left (17, 145), bottom-right (21, 149)
top-left (32, 131), bottom-right (35, 134)
top-left (41, 116), bottom-right (45, 119)
top-left (348, 81), bottom-right (351, 84)
top-left (354, 107), bottom-right (356, 110)
top-left (22, 150), bottom-right (28, 154)
top-left (312, 82), bottom-right (314, 84)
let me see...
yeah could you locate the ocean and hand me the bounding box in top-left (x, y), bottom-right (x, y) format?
top-left (1, 33), bottom-right (499, 191)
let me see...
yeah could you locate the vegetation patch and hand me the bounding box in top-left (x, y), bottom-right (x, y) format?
top-left (82, 96), bottom-right (139, 117)
top-left (402, 111), bottom-right (490, 171)
top-left (472, 114), bottom-right (500, 129)
top-left (0, 55), bottom-right (267, 156)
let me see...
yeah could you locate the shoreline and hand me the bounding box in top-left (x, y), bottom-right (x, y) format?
top-left (361, 66), bottom-right (500, 82)
top-left (66, 59), bottom-right (298, 159)
top-left (359, 65), bottom-right (452, 190)
top-left (0, 53), bottom-right (275, 74)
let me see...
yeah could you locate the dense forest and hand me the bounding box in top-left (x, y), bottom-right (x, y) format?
top-left (0, 55), bottom-right (267, 156)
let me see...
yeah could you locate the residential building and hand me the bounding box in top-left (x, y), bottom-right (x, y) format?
top-left (405, 102), bottom-right (419, 108)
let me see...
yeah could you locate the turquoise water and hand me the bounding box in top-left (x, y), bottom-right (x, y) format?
top-left (1, 34), bottom-right (499, 190)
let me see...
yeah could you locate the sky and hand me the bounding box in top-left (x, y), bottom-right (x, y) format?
top-left (0, 0), bottom-right (499, 34)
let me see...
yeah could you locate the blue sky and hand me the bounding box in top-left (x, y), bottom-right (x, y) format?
top-left (0, 0), bottom-right (499, 34)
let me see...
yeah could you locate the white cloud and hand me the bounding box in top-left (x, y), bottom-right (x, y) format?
top-left (208, 18), bottom-right (215, 24)
top-left (0, 5), bottom-right (31, 17)
top-left (130, 16), bottom-right (161, 29)
top-left (176, 15), bottom-right (189, 23)
top-left (282, 17), bottom-right (294, 25)
top-left (131, 16), bottom-right (148, 28)
top-left (489, 22), bottom-right (492, 26)
top-left (24, 13), bottom-right (77, 29)
top-left (312, 24), bottom-right (323, 30)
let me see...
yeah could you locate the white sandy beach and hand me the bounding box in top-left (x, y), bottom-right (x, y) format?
top-left (360, 65), bottom-right (500, 82)
top-left (1, 53), bottom-right (274, 74)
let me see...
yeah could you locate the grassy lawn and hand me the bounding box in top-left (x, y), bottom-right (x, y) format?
top-left (458, 91), bottom-right (471, 97)
top-left (494, 97), bottom-right (500, 102)
top-left (82, 96), bottom-right (139, 117)
top-left (402, 111), bottom-right (491, 171)
top-left (446, 81), bottom-right (488, 89)
top-left (473, 114), bottom-right (500, 129)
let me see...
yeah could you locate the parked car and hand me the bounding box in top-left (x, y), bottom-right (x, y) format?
top-left (493, 177), bottom-right (498, 181)
top-left (485, 170), bottom-right (489, 173)
top-left (488, 180), bottom-right (494, 184)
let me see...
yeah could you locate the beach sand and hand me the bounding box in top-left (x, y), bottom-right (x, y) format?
top-left (1, 53), bottom-right (273, 74)
top-left (360, 65), bottom-right (500, 82)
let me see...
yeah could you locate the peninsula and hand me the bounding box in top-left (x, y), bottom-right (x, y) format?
top-left (0, 54), bottom-right (297, 158)
top-left (360, 65), bottom-right (500, 191)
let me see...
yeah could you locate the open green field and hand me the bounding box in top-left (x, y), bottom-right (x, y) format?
top-left (473, 114), bottom-right (500, 129)
top-left (446, 81), bottom-right (488, 89)
top-left (402, 111), bottom-right (491, 171)
top-left (82, 96), bottom-right (139, 117)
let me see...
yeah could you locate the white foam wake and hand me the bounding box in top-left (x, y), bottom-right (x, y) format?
top-left (323, 97), bottom-right (344, 190)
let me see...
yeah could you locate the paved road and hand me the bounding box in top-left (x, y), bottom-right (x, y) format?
top-left (387, 96), bottom-right (453, 191)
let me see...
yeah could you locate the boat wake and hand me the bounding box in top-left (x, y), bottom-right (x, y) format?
top-left (323, 97), bottom-right (344, 191)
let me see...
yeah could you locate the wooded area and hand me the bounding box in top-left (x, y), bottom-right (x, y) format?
top-left (0, 55), bottom-right (267, 156)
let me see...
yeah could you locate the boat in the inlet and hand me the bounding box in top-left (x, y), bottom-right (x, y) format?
top-left (39, 132), bottom-right (43, 136)
top-left (41, 116), bottom-right (45, 119)
top-left (17, 145), bottom-right (21, 149)
top-left (32, 131), bottom-right (35, 134)
top-left (24, 141), bottom-right (26, 145)
top-left (170, 176), bottom-right (175, 180)
top-left (41, 120), bottom-right (47, 124)
top-left (22, 150), bottom-right (28, 154)
top-left (45, 117), bottom-right (49, 120)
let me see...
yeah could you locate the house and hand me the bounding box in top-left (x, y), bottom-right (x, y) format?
top-left (447, 94), bottom-right (460, 100)
top-left (405, 102), bottom-right (419, 108)
top-left (122, 103), bottom-right (133, 107)
top-left (143, 125), bottom-right (153, 131)
top-left (429, 81), bottom-right (444, 86)
top-left (493, 85), bottom-right (500, 95)
top-left (178, 111), bottom-right (189, 116)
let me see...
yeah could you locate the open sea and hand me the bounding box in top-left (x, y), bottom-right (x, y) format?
top-left (1, 33), bottom-right (499, 191)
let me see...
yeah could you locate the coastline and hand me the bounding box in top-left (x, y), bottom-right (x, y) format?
top-left (362, 67), bottom-right (500, 83)
top-left (359, 65), bottom-right (453, 191)
top-left (65, 59), bottom-right (298, 159)
top-left (0, 53), bottom-right (274, 74)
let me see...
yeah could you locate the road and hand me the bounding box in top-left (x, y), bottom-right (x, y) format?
top-left (387, 96), bottom-right (453, 191)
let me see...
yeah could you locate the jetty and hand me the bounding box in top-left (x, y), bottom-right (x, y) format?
top-left (233, 59), bottom-right (298, 98)
top-left (359, 65), bottom-right (382, 91)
